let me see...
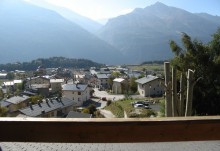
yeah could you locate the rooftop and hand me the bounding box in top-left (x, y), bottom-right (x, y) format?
top-left (62, 84), bottom-right (87, 91)
top-left (96, 74), bottom-right (109, 79)
top-left (113, 78), bottom-right (125, 83)
top-left (19, 97), bottom-right (75, 117)
top-left (5, 95), bottom-right (29, 105)
top-left (135, 75), bottom-right (160, 84)
top-left (50, 79), bottom-right (64, 83)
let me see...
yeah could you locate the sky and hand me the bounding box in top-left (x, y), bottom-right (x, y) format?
top-left (26, 0), bottom-right (220, 21)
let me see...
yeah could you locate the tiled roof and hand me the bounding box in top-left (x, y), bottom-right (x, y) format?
top-left (19, 97), bottom-right (75, 117)
top-left (5, 95), bottom-right (30, 104)
top-left (66, 111), bottom-right (92, 118)
top-left (0, 100), bottom-right (11, 107)
top-left (135, 75), bottom-right (160, 84)
top-left (62, 84), bottom-right (87, 91)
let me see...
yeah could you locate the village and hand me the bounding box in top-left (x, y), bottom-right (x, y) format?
top-left (0, 65), bottom-right (164, 118)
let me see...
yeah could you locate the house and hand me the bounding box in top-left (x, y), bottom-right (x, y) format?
top-left (26, 76), bottom-right (50, 88)
top-left (66, 111), bottom-right (92, 118)
top-left (2, 95), bottom-right (30, 112)
top-left (50, 79), bottom-right (64, 93)
top-left (112, 78), bottom-right (127, 94)
top-left (96, 74), bottom-right (109, 90)
top-left (19, 97), bottom-right (75, 117)
top-left (62, 84), bottom-right (91, 106)
top-left (135, 75), bottom-right (164, 97)
top-left (0, 73), bottom-right (7, 79)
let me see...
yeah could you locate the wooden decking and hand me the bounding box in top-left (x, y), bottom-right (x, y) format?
top-left (0, 116), bottom-right (220, 143)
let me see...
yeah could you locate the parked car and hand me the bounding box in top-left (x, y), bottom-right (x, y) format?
top-left (134, 104), bottom-right (150, 109)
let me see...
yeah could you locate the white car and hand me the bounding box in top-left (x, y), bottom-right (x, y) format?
top-left (134, 104), bottom-right (150, 109)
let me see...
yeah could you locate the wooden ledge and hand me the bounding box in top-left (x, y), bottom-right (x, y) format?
top-left (0, 116), bottom-right (220, 143)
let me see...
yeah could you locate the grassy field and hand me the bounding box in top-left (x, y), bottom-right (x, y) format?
top-left (127, 64), bottom-right (163, 71)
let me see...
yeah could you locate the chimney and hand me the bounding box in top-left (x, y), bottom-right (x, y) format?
top-left (46, 98), bottom-right (50, 107)
top-left (30, 102), bottom-right (33, 110)
top-left (38, 100), bottom-right (42, 107)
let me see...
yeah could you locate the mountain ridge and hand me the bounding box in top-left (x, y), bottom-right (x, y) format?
top-left (98, 2), bottom-right (220, 64)
top-left (0, 0), bottom-right (123, 65)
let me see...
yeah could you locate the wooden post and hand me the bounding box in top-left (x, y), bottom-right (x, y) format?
top-left (164, 62), bottom-right (172, 117)
top-left (185, 69), bottom-right (194, 116)
top-left (172, 68), bottom-right (178, 117)
top-left (179, 74), bottom-right (185, 116)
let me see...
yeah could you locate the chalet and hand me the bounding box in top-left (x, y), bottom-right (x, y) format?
top-left (2, 95), bottom-right (30, 112)
top-left (136, 75), bottom-right (164, 97)
top-left (112, 78), bottom-right (127, 94)
top-left (62, 84), bottom-right (91, 106)
top-left (19, 97), bottom-right (75, 117)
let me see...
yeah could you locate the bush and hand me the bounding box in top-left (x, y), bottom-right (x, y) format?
top-left (107, 100), bottom-right (112, 106)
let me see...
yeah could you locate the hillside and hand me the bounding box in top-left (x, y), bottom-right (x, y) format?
top-left (0, 57), bottom-right (103, 71)
top-left (0, 0), bottom-right (122, 64)
top-left (98, 2), bottom-right (220, 64)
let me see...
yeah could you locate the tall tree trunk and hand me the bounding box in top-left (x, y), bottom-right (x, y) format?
top-left (185, 69), bottom-right (194, 116)
top-left (164, 62), bottom-right (172, 117)
top-left (179, 74), bottom-right (185, 116)
top-left (172, 68), bottom-right (178, 117)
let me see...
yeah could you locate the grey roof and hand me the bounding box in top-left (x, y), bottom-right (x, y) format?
top-left (135, 75), bottom-right (160, 84)
top-left (1, 141), bottom-right (220, 151)
top-left (66, 111), bottom-right (92, 118)
top-left (19, 97), bottom-right (75, 117)
top-left (0, 100), bottom-right (11, 107)
top-left (62, 84), bottom-right (87, 91)
top-left (96, 74), bottom-right (108, 79)
top-left (5, 95), bottom-right (30, 105)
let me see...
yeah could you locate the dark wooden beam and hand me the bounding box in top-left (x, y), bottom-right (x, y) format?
top-left (0, 116), bottom-right (220, 143)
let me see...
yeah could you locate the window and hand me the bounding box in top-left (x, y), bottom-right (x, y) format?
top-left (78, 92), bottom-right (81, 95)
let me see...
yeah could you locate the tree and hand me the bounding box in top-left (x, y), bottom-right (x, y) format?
top-left (169, 29), bottom-right (220, 115)
top-left (30, 95), bottom-right (43, 104)
top-left (6, 72), bottom-right (15, 80)
top-left (129, 77), bottom-right (137, 94)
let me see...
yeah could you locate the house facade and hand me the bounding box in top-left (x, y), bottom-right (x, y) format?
top-left (112, 78), bottom-right (127, 94)
top-left (50, 79), bottom-right (64, 93)
top-left (136, 75), bottom-right (164, 97)
top-left (62, 84), bottom-right (91, 106)
top-left (96, 74), bottom-right (109, 90)
top-left (26, 76), bottom-right (50, 88)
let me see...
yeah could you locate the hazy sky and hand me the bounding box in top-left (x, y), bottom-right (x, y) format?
top-left (27, 0), bottom-right (220, 20)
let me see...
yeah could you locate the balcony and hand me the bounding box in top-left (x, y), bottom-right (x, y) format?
top-left (0, 116), bottom-right (220, 143)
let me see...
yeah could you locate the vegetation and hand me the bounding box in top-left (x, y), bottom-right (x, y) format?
top-left (30, 95), bottom-right (43, 104)
top-left (0, 106), bottom-right (8, 117)
top-left (0, 57), bottom-right (103, 71)
top-left (169, 28), bottom-right (220, 115)
top-left (105, 98), bottom-right (158, 118)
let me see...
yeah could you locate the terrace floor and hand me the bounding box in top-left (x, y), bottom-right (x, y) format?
top-left (1, 141), bottom-right (220, 151)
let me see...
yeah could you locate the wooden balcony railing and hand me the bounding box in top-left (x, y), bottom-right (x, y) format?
top-left (0, 116), bottom-right (220, 143)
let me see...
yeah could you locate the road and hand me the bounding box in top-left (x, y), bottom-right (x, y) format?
top-left (93, 88), bottom-right (124, 101)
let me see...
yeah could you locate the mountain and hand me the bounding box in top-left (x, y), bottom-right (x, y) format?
top-left (28, 0), bottom-right (102, 33)
top-left (0, 57), bottom-right (103, 71)
top-left (98, 2), bottom-right (220, 64)
top-left (0, 0), bottom-right (122, 64)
